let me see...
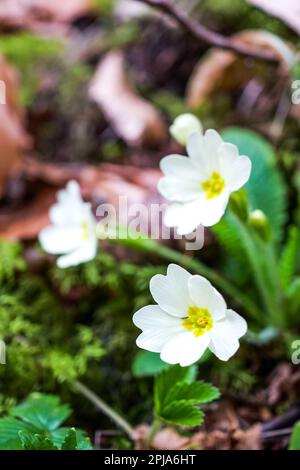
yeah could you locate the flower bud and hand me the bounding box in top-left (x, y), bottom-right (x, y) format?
top-left (229, 189), bottom-right (249, 222)
top-left (169, 113), bottom-right (203, 146)
top-left (249, 210), bottom-right (271, 241)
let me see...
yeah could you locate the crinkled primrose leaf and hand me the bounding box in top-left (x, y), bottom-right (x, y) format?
top-left (154, 365), bottom-right (219, 427)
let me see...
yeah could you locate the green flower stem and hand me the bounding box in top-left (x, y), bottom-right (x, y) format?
top-left (234, 218), bottom-right (281, 324)
top-left (144, 242), bottom-right (262, 322)
top-left (146, 418), bottom-right (162, 449)
top-left (257, 237), bottom-right (284, 324)
top-left (72, 380), bottom-right (136, 441)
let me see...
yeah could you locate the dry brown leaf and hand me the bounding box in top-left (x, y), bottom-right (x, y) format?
top-left (249, 0), bottom-right (300, 36)
top-left (188, 430), bottom-right (231, 450)
top-left (89, 50), bottom-right (167, 148)
top-left (151, 428), bottom-right (189, 451)
top-left (0, 54), bottom-right (31, 197)
top-left (134, 424), bottom-right (189, 450)
top-left (0, 0), bottom-right (95, 30)
top-left (188, 402), bottom-right (262, 450)
top-left (266, 363), bottom-right (300, 406)
top-left (0, 187), bottom-right (56, 239)
top-left (0, 158), bottom-right (162, 240)
top-left (232, 424), bottom-right (262, 450)
top-left (135, 400), bottom-right (263, 451)
top-left (186, 30), bottom-right (293, 109)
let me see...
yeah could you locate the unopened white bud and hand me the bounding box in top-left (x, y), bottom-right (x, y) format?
top-left (169, 113), bottom-right (203, 146)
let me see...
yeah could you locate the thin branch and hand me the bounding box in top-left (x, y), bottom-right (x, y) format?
top-left (73, 380), bottom-right (136, 441)
top-left (262, 427), bottom-right (292, 440)
top-left (138, 0), bottom-right (279, 64)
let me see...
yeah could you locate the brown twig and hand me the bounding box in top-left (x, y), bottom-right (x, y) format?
top-left (138, 0), bottom-right (279, 64)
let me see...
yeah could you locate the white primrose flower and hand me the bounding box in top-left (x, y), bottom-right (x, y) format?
top-left (133, 264), bottom-right (247, 367)
top-left (158, 129), bottom-right (252, 234)
top-left (39, 180), bottom-right (97, 269)
top-left (170, 113), bottom-right (203, 146)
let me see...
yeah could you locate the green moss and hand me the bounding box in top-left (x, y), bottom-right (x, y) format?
top-left (0, 241), bottom-right (104, 403)
top-left (0, 33), bottom-right (63, 106)
top-left (199, 0), bottom-right (296, 38)
top-left (101, 141), bottom-right (124, 162)
top-left (93, 0), bottom-right (116, 15)
top-left (58, 63), bottom-right (92, 102)
top-left (0, 241), bottom-right (164, 423)
top-left (103, 22), bottom-right (141, 49)
top-left (0, 239), bottom-right (25, 284)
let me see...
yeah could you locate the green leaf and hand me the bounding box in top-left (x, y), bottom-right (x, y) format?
top-left (76, 436), bottom-right (93, 450)
top-left (0, 394), bottom-right (92, 451)
top-left (289, 421), bottom-right (300, 450)
top-left (0, 438), bottom-right (23, 450)
top-left (19, 431), bottom-right (58, 450)
top-left (61, 428), bottom-right (78, 450)
top-left (154, 365), bottom-right (219, 428)
top-left (279, 227), bottom-right (300, 290)
top-left (51, 427), bottom-right (93, 450)
top-left (221, 128), bottom-right (287, 243)
top-left (212, 215), bottom-right (250, 283)
top-left (165, 381), bottom-right (220, 406)
top-left (159, 401), bottom-right (204, 427)
top-left (0, 417), bottom-right (38, 443)
top-left (286, 277), bottom-right (300, 317)
top-left (11, 394), bottom-right (71, 432)
top-left (154, 365), bottom-right (196, 413)
top-left (132, 351), bottom-right (168, 377)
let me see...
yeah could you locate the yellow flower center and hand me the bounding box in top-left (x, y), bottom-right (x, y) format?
top-left (81, 221), bottom-right (90, 240)
top-left (201, 172), bottom-right (225, 199)
top-left (182, 306), bottom-right (213, 337)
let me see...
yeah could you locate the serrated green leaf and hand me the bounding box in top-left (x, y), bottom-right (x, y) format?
top-left (0, 394), bottom-right (92, 451)
top-left (165, 381), bottom-right (220, 406)
top-left (154, 365), bottom-right (196, 413)
top-left (0, 438), bottom-right (23, 450)
top-left (76, 436), bottom-right (93, 450)
top-left (289, 421), bottom-right (300, 450)
top-left (50, 427), bottom-right (93, 450)
top-left (132, 351), bottom-right (168, 377)
top-left (19, 431), bottom-right (58, 450)
top-left (50, 426), bottom-right (89, 448)
top-left (0, 417), bottom-right (38, 443)
top-left (154, 365), bottom-right (219, 428)
top-left (12, 394), bottom-right (71, 432)
top-left (61, 428), bottom-right (77, 450)
top-left (159, 401), bottom-right (204, 427)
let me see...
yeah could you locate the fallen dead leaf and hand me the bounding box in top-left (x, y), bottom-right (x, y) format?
top-left (0, 158), bottom-right (162, 240)
top-left (232, 424), bottom-right (262, 450)
top-left (134, 424), bottom-right (189, 450)
top-left (188, 402), bottom-right (262, 450)
top-left (134, 400), bottom-right (263, 450)
top-left (89, 50), bottom-right (167, 148)
top-left (0, 54), bottom-right (31, 197)
top-left (186, 30), bottom-right (294, 109)
top-left (0, 186), bottom-right (56, 239)
top-left (0, 0), bottom-right (95, 31)
top-left (248, 0), bottom-right (300, 36)
top-left (266, 363), bottom-right (300, 406)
